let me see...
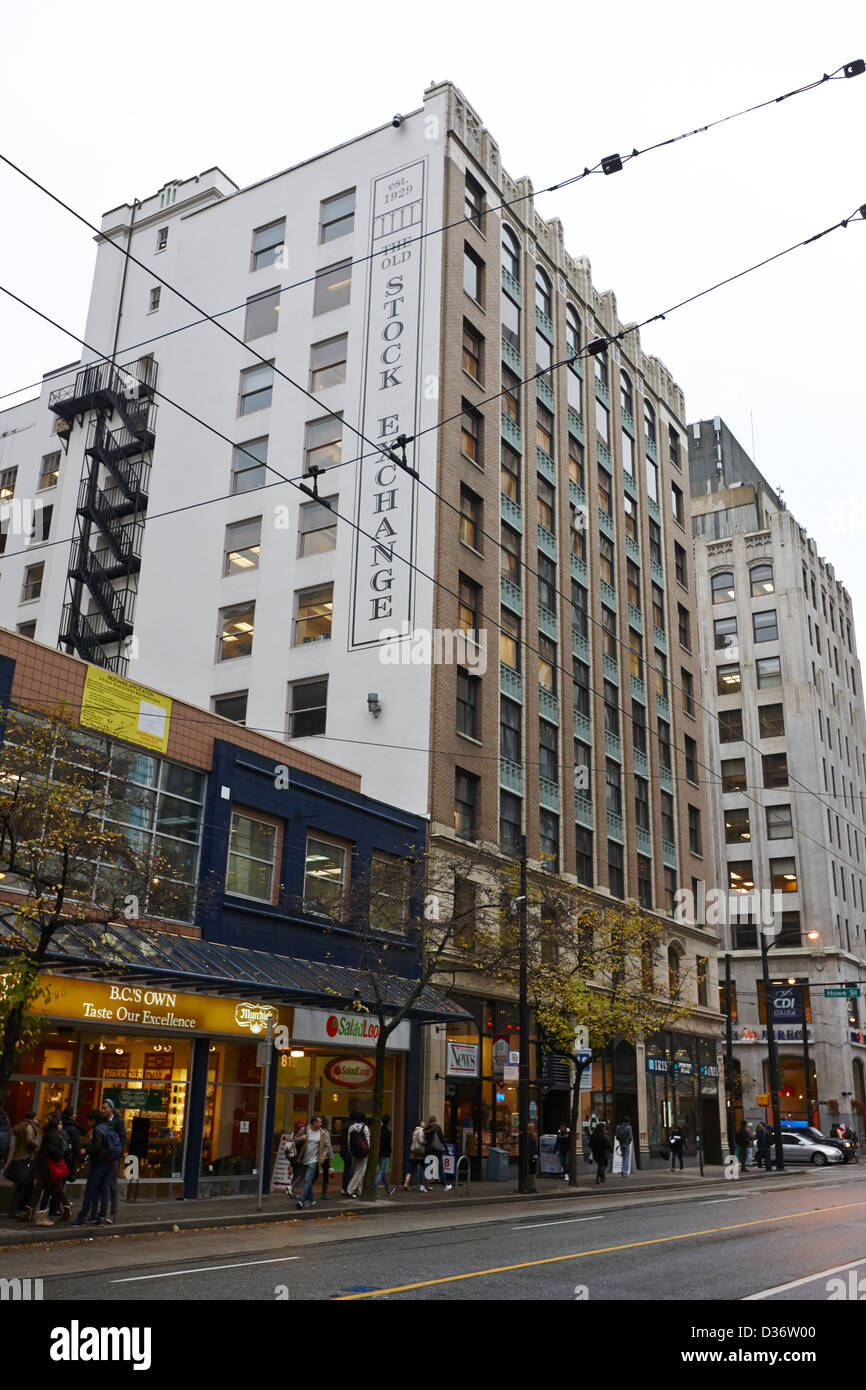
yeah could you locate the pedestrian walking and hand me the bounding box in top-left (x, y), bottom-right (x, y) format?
top-left (294, 1115), bottom-right (332, 1209)
top-left (554, 1123), bottom-right (571, 1181)
top-left (27, 1110), bottom-right (72, 1224)
top-left (346, 1113), bottom-right (371, 1197)
top-left (74, 1111), bottom-right (114, 1227)
top-left (3, 1111), bottom-right (38, 1218)
top-left (668, 1125), bottom-right (685, 1172)
top-left (527, 1122), bottom-right (539, 1179)
top-left (744, 1121), bottom-right (755, 1168)
top-left (100, 1099), bottom-right (126, 1224)
top-left (615, 1116), bottom-right (634, 1177)
top-left (340, 1110), bottom-right (360, 1195)
top-left (589, 1122), bottom-right (612, 1183)
top-left (0, 1108), bottom-right (11, 1171)
top-left (404, 1119), bottom-right (427, 1190)
top-left (374, 1115), bottom-right (396, 1196)
top-left (61, 1106), bottom-right (83, 1186)
top-left (755, 1121), bottom-right (773, 1172)
top-left (422, 1115), bottom-right (451, 1192)
top-left (735, 1121), bottom-right (749, 1171)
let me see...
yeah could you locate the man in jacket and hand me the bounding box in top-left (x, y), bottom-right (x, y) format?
top-left (340, 1110), bottom-right (359, 1195)
top-left (735, 1121), bottom-right (750, 1172)
top-left (346, 1113), bottom-right (371, 1197)
top-left (615, 1116), bottom-right (634, 1177)
top-left (5, 1112), bottom-right (38, 1217)
top-left (294, 1116), bottom-right (332, 1210)
top-left (100, 1099), bottom-right (126, 1225)
top-left (554, 1124), bottom-right (570, 1181)
top-left (669, 1124), bottom-right (685, 1171)
top-left (74, 1112), bottom-right (113, 1227)
top-left (755, 1121), bottom-right (773, 1172)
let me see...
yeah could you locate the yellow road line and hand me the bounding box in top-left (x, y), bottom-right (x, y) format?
top-left (333, 1198), bottom-right (866, 1299)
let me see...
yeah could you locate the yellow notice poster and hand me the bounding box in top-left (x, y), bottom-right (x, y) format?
top-left (80, 666), bottom-right (172, 753)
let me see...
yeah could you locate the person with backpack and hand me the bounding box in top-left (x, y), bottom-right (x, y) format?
top-left (345, 1112), bottom-right (370, 1197)
top-left (615, 1116), bottom-right (634, 1177)
top-left (374, 1115), bottom-right (396, 1196)
top-left (422, 1115), bottom-right (452, 1192)
top-left (4, 1111), bottom-right (38, 1218)
top-left (74, 1111), bottom-right (115, 1226)
top-left (404, 1119), bottom-right (427, 1190)
top-left (99, 1099), bottom-right (126, 1224)
top-left (340, 1110), bottom-right (360, 1195)
top-left (589, 1122), bottom-right (612, 1183)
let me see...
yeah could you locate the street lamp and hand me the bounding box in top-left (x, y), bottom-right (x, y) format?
top-left (760, 925), bottom-right (786, 1173)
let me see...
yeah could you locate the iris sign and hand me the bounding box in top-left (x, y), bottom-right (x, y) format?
top-left (350, 159), bottom-right (426, 649)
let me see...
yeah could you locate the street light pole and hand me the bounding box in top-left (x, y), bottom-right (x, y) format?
top-left (724, 947), bottom-right (736, 1155)
top-left (518, 835), bottom-right (532, 1193)
top-left (760, 929), bottom-right (785, 1173)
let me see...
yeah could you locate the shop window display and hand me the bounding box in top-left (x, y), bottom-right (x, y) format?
top-left (77, 1034), bottom-right (191, 1181)
top-left (200, 1040), bottom-right (264, 1194)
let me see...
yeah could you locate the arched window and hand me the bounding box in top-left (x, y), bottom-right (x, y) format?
top-left (644, 400), bottom-right (656, 447)
top-left (750, 562), bottom-right (775, 598)
top-left (668, 946), bottom-right (681, 998)
top-left (711, 570), bottom-right (736, 604)
top-left (501, 224), bottom-right (520, 282)
top-left (594, 348), bottom-right (609, 391)
top-left (566, 304), bottom-right (581, 356)
top-left (620, 371), bottom-right (633, 418)
top-left (535, 265), bottom-right (552, 319)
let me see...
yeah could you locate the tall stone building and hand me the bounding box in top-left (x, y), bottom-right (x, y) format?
top-left (690, 417), bottom-right (866, 1138)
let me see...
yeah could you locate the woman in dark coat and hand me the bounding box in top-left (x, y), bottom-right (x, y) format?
top-left (588, 1123), bottom-right (612, 1183)
top-left (61, 1106), bottom-right (83, 1185)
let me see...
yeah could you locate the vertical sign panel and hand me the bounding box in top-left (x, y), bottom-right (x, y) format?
top-left (350, 159), bottom-right (426, 649)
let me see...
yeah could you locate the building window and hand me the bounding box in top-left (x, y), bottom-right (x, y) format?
top-left (750, 562), bottom-right (774, 597)
top-left (38, 452), bottom-right (60, 490)
top-left (758, 703), bottom-right (785, 738)
top-left (244, 287), bottom-right (280, 341)
top-left (227, 812), bottom-right (277, 901)
top-left (725, 807), bottom-right (751, 844)
top-left (156, 226), bottom-right (169, 251)
top-left (457, 668), bottom-right (481, 739)
top-left (464, 245), bottom-right (483, 303)
top-left (669, 425), bottom-right (681, 472)
top-left (608, 841), bottom-right (624, 898)
top-left (458, 574), bottom-right (482, 638)
top-left (251, 219), bottom-right (286, 271)
top-left (599, 534), bottom-right (614, 586)
top-left (501, 224), bottom-right (521, 280)
top-left (595, 399), bottom-right (610, 447)
top-left (626, 560), bottom-right (641, 611)
top-left (501, 290), bottom-right (520, 351)
top-left (500, 607), bottom-right (520, 670)
top-left (570, 506), bottom-right (586, 561)
top-left (762, 752), bottom-right (789, 788)
top-left (646, 458), bottom-right (659, 504)
top-left (660, 790), bottom-right (674, 843)
top-left (644, 400), bottom-right (656, 447)
top-left (622, 491), bottom-right (638, 540)
top-left (719, 709), bottom-right (744, 743)
top-left (540, 810), bottom-right (559, 870)
top-left (313, 259), bottom-right (352, 314)
top-left (499, 790), bottom-right (522, 851)
top-left (678, 604), bottom-right (690, 650)
top-left (770, 857), bottom-right (798, 892)
top-left (319, 189), bottom-right (355, 243)
top-left (711, 570), bottom-right (735, 604)
top-left (502, 365), bottom-right (520, 423)
top-left (538, 635), bottom-right (556, 693)
top-left (729, 860), bottom-right (754, 894)
top-left (299, 496), bottom-right (337, 556)
top-left (632, 699), bottom-right (646, 754)
top-left (500, 696), bottom-right (521, 761)
top-left (294, 584), bottom-right (333, 644)
top-left (605, 759), bottom-right (622, 817)
top-left (575, 827), bottom-right (593, 885)
top-left (635, 776), bottom-right (650, 830)
top-left (464, 172), bottom-right (485, 228)
top-left (756, 656), bottom-right (783, 689)
top-left (685, 735), bottom-right (697, 783)
top-left (637, 854), bottom-right (652, 909)
top-left (648, 519), bottom-right (662, 568)
top-left (289, 678), bottom-right (328, 738)
top-left (536, 330), bottom-right (553, 386)
top-left (537, 473), bottom-right (556, 533)
top-left (20, 562), bottom-right (44, 603)
top-left (224, 517), bottom-right (261, 575)
top-left (688, 804), bottom-right (702, 854)
top-left (603, 679), bottom-right (619, 736)
top-left (218, 601), bottom-right (255, 660)
top-left (568, 435), bottom-right (584, 488)
top-left (16, 621), bottom-right (36, 639)
top-left (536, 404), bottom-right (554, 458)
top-left (658, 718), bottom-right (671, 770)
top-left (717, 663), bottom-right (741, 695)
top-left (535, 266), bottom-right (552, 318)
top-left (714, 617), bottom-right (738, 653)
top-left (674, 542), bottom-right (687, 586)
top-left (766, 804), bottom-right (793, 840)
top-left (501, 443), bottom-right (520, 500)
top-left (31, 504), bottom-right (52, 543)
top-left (696, 956), bottom-right (708, 1007)
top-left (601, 608), bottom-right (617, 665)
top-left (461, 402), bottom-right (483, 464)
top-left (597, 466), bottom-right (612, 517)
top-left (539, 719), bottom-right (558, 782)
top-left (721, 757), bottom-right (747, 792)
top-left (594, 349), bottom-right (609, 393)
top-left (574, 738), bottom-right (591, 800)
top-left (651, 583), bottom-right (665, 634)
top-left (0, 467), bottom-right (18, 499)
top-left (538, 551), bottom-right (557, 610)
top-left (501, 524), bottom-right (520, 584)
top-left (655, 652), bottom-right (668, 699)
top-left (573, 658), bottom-right (590, 717)
top-left (368, 854), bottom-right (408, 934)
top-left (664, 868), bottom-right (677, 916)
top-left (232, 437), bottom-right (268, 493)
top-left (777, 912), bottom-right (801, 947)
top-left (455, 770), bottom-right (479, 838)
top-left (149, 287), bottom-right (161, 312)
top-left (753, 610), bottom-right (779, 643)
top-left (212, 691), bottom-right (248, 725)
top-left (620, 371), bottom-right (634, 418)
top-left (304, 415), bottom-right (343, 473)
top-left (463, 322), bottom-right (483, 382)
top-left (304, 836), bottom-right (347, 915)
top-left (239, 363), bottom-right (274, 414)
top-left (460, 485), bottom-right (482, 551)
top-left (671, 484), bottom-right (684, 526)
top-left (309, 334), bottom-right (348, 392)
top-left (629, 629), bottom-right (643, 681)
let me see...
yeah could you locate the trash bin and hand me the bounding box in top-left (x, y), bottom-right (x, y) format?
top-left (487, 1146), bottom-right (510, 1182)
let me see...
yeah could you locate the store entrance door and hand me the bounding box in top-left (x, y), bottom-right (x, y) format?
top-left (445, 1083), bottom-right (483, 1177)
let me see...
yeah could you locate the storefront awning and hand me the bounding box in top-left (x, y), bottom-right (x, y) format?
top-left (0, 910), bottom-right (469, 1023)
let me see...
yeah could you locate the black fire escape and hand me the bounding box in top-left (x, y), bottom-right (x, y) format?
top-left (49, 357), bottom-right (157, 677)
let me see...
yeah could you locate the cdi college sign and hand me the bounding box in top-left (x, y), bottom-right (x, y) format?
top-left (350, 158), bottom-right (426, 649)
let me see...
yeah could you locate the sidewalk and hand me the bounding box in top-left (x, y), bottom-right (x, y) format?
top-left (1, 1162), bottom-right (799, 1245)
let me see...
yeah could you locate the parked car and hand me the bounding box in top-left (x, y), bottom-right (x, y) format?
top-left (778, 1130), bottom-right (843, 1166)
top-left (800, 1126), bottom-right (856, 1163)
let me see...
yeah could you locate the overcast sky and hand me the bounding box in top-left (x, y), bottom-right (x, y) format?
top-left (1, 0), bottom-right (863, 618)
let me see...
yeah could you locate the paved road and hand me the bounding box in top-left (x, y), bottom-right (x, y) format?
top-left (11, 1166), bottom-right (866, 1302)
